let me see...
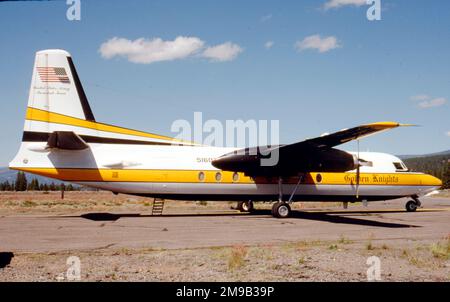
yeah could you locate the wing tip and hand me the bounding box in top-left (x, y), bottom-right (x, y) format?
top-left (366, 121), bottom-right (418, 128)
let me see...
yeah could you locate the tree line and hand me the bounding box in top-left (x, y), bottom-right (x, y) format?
top-left (0, 172), bottom-right (79, 191)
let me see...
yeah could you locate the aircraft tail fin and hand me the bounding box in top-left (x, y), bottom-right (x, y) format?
top-left (24, 49), bottom-right (95, 137)
top-left (20, 49), bottom-right (189, 146)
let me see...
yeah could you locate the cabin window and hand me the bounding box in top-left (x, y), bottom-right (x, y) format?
top-left (198, 171), bottom-right (205, 182)
top-left (215, 172), bottom-right (222, 182)
top-left (232, 172), bottom-right (239, 182)
top-left (316, 173), bottom-right (322, 183)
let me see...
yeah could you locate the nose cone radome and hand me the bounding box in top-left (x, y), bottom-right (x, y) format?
top-left (433, 175), bottom-right (443, 187)
top-left (426, 174), bottom-right (443, 187)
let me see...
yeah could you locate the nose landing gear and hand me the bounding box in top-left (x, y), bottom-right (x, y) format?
top-left (405, 196), bottom-right (422, 212)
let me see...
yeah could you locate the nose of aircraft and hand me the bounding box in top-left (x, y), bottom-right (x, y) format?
top-left (428, 174), bottom-right (443, 187)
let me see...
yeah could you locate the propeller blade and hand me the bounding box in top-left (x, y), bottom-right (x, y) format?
top-left (356, 164), bottom-right (360, 199)
top-left (356, 139), bottom-right (360, 199)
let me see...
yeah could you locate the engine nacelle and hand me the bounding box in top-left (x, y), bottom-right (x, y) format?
top-left (212, 147), bottom-right (357, 176)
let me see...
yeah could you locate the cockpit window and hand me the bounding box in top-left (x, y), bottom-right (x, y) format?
top-left (393, 162), bottom-right (408, 171)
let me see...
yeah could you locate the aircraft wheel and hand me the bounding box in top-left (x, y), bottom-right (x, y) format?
top-left (405, 200), bottom-right (417, 212)
top-left (237, 201), bottom-right (254, 212)
top-left (272, 202), bottom-right (291, 218)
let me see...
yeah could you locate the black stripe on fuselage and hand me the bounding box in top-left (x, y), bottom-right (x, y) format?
top-left (22, 131), bottom-right (182, 146)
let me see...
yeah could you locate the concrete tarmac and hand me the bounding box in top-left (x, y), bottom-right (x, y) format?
top-left (0, 197), bottom-right (449, 253)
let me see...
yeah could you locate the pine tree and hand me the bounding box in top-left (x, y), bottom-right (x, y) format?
top-left (22, 173), bottom-right (28, 191)
top-left (14, 172), bottom-right (28, 191)
top-left (27, 178), bottom-right (40, 191)
top-left (35, 178), bottom-right (40, 191)
top-left (27, 179), bottom-right (34, 191)
top-left (14, 173), bottom-right (22, 191)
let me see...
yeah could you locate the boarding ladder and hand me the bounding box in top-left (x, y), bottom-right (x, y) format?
top-left (152, 199), bottom-right (165, 215)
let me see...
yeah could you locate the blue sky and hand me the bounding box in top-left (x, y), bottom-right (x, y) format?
top-left (0, 0), bottom-right (449, 165)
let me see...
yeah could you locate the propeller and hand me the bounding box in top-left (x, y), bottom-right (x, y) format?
top-left (356, 139), bottom-right (360, 199)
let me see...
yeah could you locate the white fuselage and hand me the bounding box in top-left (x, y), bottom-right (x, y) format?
top-left (10, 142), bottom-right (442, 202)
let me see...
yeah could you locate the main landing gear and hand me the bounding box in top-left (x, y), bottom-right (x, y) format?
top-left (405, 195), bottom-right (422, 212)
top-left (237, 201), bottom-right (254, 213)
top-left (272, 202), bottom-right (291, 218)
top-left (237, 175), bottom-right (302, 218)
top-left (271, 175), bottom-right (303, 218)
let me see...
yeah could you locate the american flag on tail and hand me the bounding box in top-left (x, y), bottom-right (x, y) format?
top-left (37, 67), bottom-right (70, 83)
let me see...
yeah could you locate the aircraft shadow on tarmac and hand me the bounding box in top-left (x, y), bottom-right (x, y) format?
top-left (282, 211), bottom-right (419, 228)
top-left (73, 210), bottom-right (421, 228)
top-left (0, 252), bottom-right (14, 269)
top-left (77, 212), bottom-right (244, 221)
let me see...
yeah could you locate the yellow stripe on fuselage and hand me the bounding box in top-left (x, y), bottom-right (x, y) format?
top-left (25, 107), bottom-right (194, 145)
top-left (11, 167), bottom-right (442, 186)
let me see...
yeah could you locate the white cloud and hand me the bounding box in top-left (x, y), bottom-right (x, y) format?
top-left (295, 35), bottom-right (341, 53)
top-left (100, 37), bottom-right (243, 64)
top-left (418, 97), bottom-right (447, 108)
top-left (324, 0), bottom-right (366, 10)
top-left (201, 42), bottom-right (243, 62)
top-left (410, 94), bottom-right (431, 101)
top-left (261, 14), bottom-right (272, 22)
top-left (264, 41), bottom-right (274, 49)
top-left (99, 36), bottom-right (205, 64)
top-left (446, 131), bottom-right (450, 137)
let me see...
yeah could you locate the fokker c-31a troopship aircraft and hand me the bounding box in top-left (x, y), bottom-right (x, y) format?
top-left (9, 50), bottom-right (442, 218)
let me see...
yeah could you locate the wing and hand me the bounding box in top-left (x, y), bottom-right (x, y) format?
top-left (290, 121), bottom-right (412, 149)
top-left (212, 121), bottom-right (412, 176)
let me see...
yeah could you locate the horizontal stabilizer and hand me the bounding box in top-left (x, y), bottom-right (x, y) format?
top-left (47, 131), bottom-right (89, 150)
